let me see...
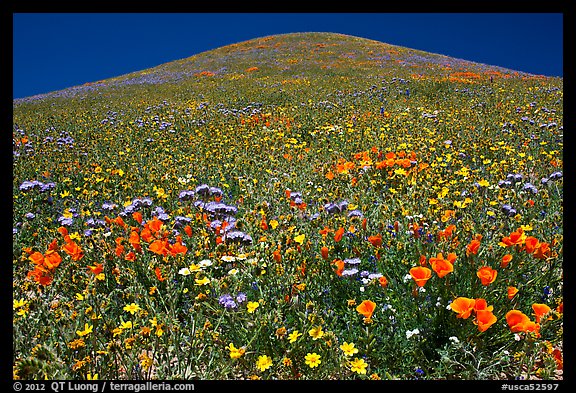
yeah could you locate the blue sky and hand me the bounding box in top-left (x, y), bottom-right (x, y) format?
top-left (13, 13), bottom-right (563, 99)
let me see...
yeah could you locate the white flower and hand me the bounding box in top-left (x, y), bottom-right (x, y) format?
top-left (449, 336), bottom-right (460, 344)
top-left (198, 259), bottom-right (212, 268)
top-left (406, 328), bottom-right (420, 339)
top-left (228, 268), bottom-right (238, 276)
top-left (359, 286), bottom-right (365, 292)
top-left (514, 334), bottom-right (521, 341)
top-left (221, 255), bottom-right (236, 262)
top-left (178, 267), bottom-right (191, 276)
top-left (403, 274), bottom-right (413, 283)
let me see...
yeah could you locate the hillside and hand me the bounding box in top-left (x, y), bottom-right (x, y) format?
top-left (12, 33), bottom-right (563, 380)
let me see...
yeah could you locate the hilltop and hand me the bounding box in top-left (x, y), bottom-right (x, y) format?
top-left (14, 32), bottom-right (552, 105)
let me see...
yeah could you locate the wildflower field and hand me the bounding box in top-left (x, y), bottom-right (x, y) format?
top-left (12, 33), bottom-right (563, 380)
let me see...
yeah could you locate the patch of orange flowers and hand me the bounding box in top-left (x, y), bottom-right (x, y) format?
top-left (450, 297), bottom-right (497, 332)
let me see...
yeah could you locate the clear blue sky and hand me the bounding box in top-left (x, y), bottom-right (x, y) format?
top-left (13, 13), bottom-right (563, 99)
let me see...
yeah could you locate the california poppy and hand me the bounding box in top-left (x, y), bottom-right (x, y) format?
top-left (473, 298), bottom-right (493, 313)
top-left (507, 286), bottom-right (519, 300)
top-left (532, 303), bottom-right (552, 323)
top-left (466, 239), bottom-right (481, 256)
top-left (87, 263), bottom-right (104, 275)
top-left (63, 241), bottom-right (84, 261)
top-left (475, 310), bottom-right (497, 332)
top-left (321, 246), bottom-right (329, 260)
top-left (184, 225), bottom-right (193, 237)
top-left (450, 297), bottom-right (476, 319)
top-left (149, 240), bottom-right (169, 256)
top-left (477, 266), bottom-right (497, 286)
top-left (332, 259), bottom-right (345, 276)
top-left (155, 266), bottom-right (167, 282)
top-left (168, 241), bottom-right (188, 256)
top-left (409, 266), bottom-right (432, 287)
top-left (378, 276), bottom-right (388, 288)
top-left (273, 249), bottom-right (282, 263)
top-left (368, 234), bottom-right (382, 248)
top-left (334, 227), bottom-right (345, 242)
top-left (356, 300), bottom-right (376, 319)
top-left (129, 231), bottom-right (142, 252)
top-left (140, 227), bottom-right (153, 243)
top-left (533, 242), bottom-right (551, 259)
top-left (132, 211), bottom-right (143, 225)
top-left (524, 236), bottom-right (539, 254)
top-left (501, 254), bottom-right (513, 268)
top-left (430, 253), bottom-right (454, 278)
top-left (500, 229), bottom-right (526, 247)
top-left (506, 310), bottom-right (540, 336)
top-left (43, 250), bottom-right (62, 269)
top-left (147, 217), bottom-right (164, 234)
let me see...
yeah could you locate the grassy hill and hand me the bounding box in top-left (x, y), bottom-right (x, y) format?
top-left (13, 32), bottom-right (563, 380)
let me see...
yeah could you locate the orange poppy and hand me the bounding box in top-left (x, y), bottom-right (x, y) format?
top-left (57, 226), bottom-right (69, 237)
top-left (507, 286), bottom-right (519, 300)
top-left (500, 229), bottom-right (526, 247)
top-left (505, 310), bottom-right (531, 332)
top-left (149, 239), bottom-right (169, 256)
top-left (115, 243), bottom-right (125, 257)
top-left (63, 241), bottom-right (84, 261)
top-left (356, 300), bottom-right (376, 319)
top-left (368, 234), bottom-right (382, 248)
top-left (473, 298), bottom-right (493, 313)
top-left (475, 310), bottom-right (497, 332)
top-left (450, 297), bottom-right (476, 319)
top-left (125, 251), bottom-right (136, 262)
top-left (129, 231), bottom-right (142, 252)
top-left (273, 249), bottom-right (282, 263)
top-left (43, 250), bottom-right (62, 269)
top-left (334, 227), bottom-right (345, 242)
top-left (378, 276), bottom-right (388, 288)
top-left (466, 239), bottom-right (481, 256)
top-left (419, 255), bottom-right (427, 266)
top-left (524, 236), bottom-right (539, 254)
top-left (552, 348), bottom-right (563, 370)
top-left (184, 225), bottom-right (193, 237)
top-left (533, 242), bottom-right (551, 259)
top-left (168, 241), bottom-right (188, 256)
top-left (506, 310), bottom-right (540, 336)
top-left (132, 211), bottom-right (143, 225)
top-left (27, 268), bottom-right (53, 286)
top-left (409, 266), bottom-right (432, 287)
top-left (87, 263), bottom-right (104, 275)
top-left (430, 254), bottom-right (454, 278)
top-left (320, 246), bottom-right (329, 260)
top-left (501, 254), bottom-right (513, 268)
top-left (477, 266), bottom-right (497, 286)
top-left (532, 303), bottom-right (552, 323)
top-left (47, 239), bottom-right (59, 251)
top-left (155, 266), bottom-right (167, 282)
top-left (260, 218), bottom-right (269, 230)
top-left (140, 227), bottom-right (153, 243)
top-left (114, 216), bottom-right (127, 229)
top-left (29, 251), bottom-right (45, 266)
top-left (147, 217), bottom-right (164, 233)
top-left (332, 259), bottom-right (345, 276)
